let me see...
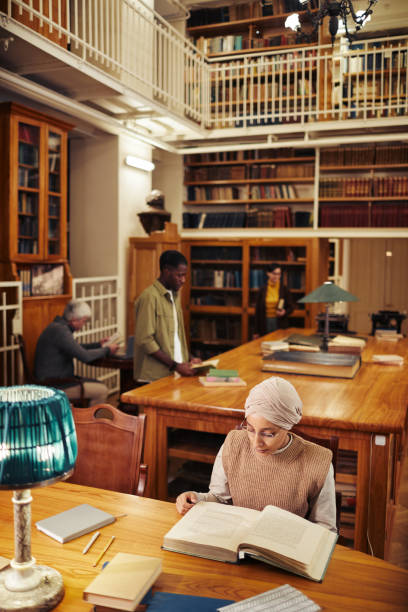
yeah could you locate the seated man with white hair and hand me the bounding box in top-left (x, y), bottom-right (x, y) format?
top-left (176, 376), bottom-right (337, 532)
top-left (34, 299), bottom-right (119, 406)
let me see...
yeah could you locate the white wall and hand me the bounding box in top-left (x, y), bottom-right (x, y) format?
top-left (152, 149), bottom-right (183, 227)
top-left (70, 135), bottom-right (119, 277)
top-left (70, 133), bottom-right (153, 333)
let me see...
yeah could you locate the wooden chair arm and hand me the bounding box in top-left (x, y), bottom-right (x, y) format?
top-left (137, 464), bottom-right (148, 497)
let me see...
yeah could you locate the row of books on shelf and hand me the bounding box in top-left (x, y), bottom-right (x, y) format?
top-left (345, 46), bottom-right (407, 73)
top-left (18, 264), bottom-right (64, 297)
top-left (191, 246), bottom-right (242, 261)
top-left (319, 202), bottom-right (408, 227)
top-left (343, 79), bottom-right (406, 100)
top-left (187, 0), bottom-right (313, 27)
top-left (191, 293), bottom-right (242, 306)
top-left (18, 192), bottom-right (38, 214)
top-left (48, 198), bottom-right (60, 216)
top-left (18, 141), bottom-right (38, 166)
top-left (320, 144), bottom-right (408, 166)
top-left (319, 177), bottom-right (408, 198)
top-left (18, 215), bottom-right (37, 238)
top-left (212, 50), bottom-right (317, 80)
top-left (186, 183), bottom-right (302, 201)
top-left (195, 33), bottom-right (297, 55)
top-left (18, 238), bottom-right (38, 254)
top-left (191, 268), bottom-right (242, 288)
top-left (18, 167), bottom-right (38, 188)
top-left (250, 267), bottom-right (305, 289)
top-left (190, 317), bottom-right (241, 343)
top-left (252, 246), bottom-right (305, 261)
top-left (184, 148), bottom-right (313, 164)
top-left (211, 80), bottom-right (314, 103)
top-left (183, 209), bottom-right (312, 229)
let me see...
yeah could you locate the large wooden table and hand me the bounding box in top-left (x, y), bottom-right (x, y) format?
top-left (122, 329), bottom-right (408, 559)
top-left (0, 482), bottom-right (407, 611)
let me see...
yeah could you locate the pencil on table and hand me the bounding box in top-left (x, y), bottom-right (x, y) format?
top-left (82, 531), bottom-right (100, 554)
top-left (93, 535), bottom-right (115, 567)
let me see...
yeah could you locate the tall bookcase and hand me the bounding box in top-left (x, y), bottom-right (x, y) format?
top-left (0, 102), bottom-right (73, 370)
top-left (181, 237), bottom-right (329, 359)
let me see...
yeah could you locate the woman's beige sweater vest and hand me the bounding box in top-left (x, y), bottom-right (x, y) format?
top-left (222, 430), bottom-right (332, 517)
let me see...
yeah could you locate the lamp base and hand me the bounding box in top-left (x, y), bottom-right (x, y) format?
top-left (0, 565), bottom-right (64, 611)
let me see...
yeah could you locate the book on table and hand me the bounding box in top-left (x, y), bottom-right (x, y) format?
top-left (83, 552), bottom-right (162, 611)
top-left (162, 501), bottom-right (337, 582)
top-left (262, 350), bottom-right (361, 379)
top-left (199, 369), bottom-right (247, 387)
top-left (35, 504), bottom-right (115, 543)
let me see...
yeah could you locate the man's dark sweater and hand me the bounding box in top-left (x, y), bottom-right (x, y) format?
top-left (34, 315), bottom-right (110, 384)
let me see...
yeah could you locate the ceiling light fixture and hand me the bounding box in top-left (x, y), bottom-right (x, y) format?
top-left (285, 0), bottom-right (378, 45)
top-left (125, 155), bottom-right (155, 172)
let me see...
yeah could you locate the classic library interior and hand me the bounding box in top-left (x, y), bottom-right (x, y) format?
top-left (0, 0), bottom-right (408, 610)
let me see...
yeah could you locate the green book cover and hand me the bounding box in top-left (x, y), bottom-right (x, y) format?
top-left (208, 369), bottom-right (239, 378)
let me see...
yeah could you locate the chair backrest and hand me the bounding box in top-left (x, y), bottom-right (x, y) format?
top-left (69, 404), bottom-right (147, 496)
top-left (15, 334), bottom-right (33, 384)
top-left (292, 428), bottom-right (339, 478)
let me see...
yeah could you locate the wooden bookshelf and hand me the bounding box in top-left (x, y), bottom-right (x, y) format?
top-left (181, 237), bottom-right (329, 358)
top-left (319, 143), bottom-right (408, 228)
top-left (0, 102), bottom-right (73, 370)
top-left (183, 147), bottom-right (316, 230)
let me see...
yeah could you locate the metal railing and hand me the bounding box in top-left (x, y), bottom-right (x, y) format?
top-left (0, 282), bottom-right (23, 387)
top-left (73, 276), bottom-right (120, 394)
top-left (2, 1), bottom-right (407, 130)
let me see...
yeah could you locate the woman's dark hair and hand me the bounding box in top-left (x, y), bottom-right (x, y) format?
top-left (266, 263), bottom-right (282, 273)
top-left (159, 250), bottom-right (187, 271)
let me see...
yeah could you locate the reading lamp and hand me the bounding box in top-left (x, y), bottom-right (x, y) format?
top-left (298, 281), bottom-right (358, 351)
top-left (0, 386), bottom-right (77, 611)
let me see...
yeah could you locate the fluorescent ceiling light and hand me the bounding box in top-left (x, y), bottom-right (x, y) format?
top-left (125, 155), bottom-right (155, 171)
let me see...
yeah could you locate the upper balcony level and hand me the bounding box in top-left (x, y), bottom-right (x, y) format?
top-left (0, 0), bottom-right (407, 152)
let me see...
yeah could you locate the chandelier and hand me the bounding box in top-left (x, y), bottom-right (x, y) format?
top-left (285, 0), bottom-right (378, 45)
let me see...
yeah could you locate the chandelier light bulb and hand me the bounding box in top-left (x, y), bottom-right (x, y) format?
top-left (285, 13), bottom-right (301, 31)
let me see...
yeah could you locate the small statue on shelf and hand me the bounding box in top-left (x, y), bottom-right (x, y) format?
top-left (138, 189), bottom-right (171, 235)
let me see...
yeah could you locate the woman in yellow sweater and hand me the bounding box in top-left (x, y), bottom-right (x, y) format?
top-left (253, 263), bottom-right (294, 337)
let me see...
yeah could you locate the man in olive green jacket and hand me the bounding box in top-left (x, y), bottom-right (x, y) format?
top-left (133, 250), bottom-right (198, 382)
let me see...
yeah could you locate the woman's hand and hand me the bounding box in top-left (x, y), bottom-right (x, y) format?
top-left (176, 491), bottom-right (198, 515)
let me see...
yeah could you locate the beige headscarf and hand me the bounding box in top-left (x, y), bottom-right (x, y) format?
top-left (244, 376), bottom-right (302, 430)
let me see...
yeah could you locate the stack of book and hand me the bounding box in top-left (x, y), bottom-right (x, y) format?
top-left (375, 329), bottom-right (403, 341)
top-left (199, 369), bottom-right (246, 387)
top-left (327, 335), bottom-right (366, 355)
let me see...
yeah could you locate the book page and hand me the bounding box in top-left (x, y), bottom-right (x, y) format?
top-left (239, 505), bottom-right (330, 566)
top-left (164, 502), bottom-right (259, 554)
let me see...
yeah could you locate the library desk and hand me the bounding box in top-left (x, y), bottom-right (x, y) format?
top-left (92, 355), bottom-right (135, 395)
top-left (121, 329), bottom-right (408, 560)
top-left (0, 483), bottom-right (406, 611)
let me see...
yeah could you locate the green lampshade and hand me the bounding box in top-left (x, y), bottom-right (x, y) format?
top-left (298, 281), bottom-right (359, 304)
top-left (0, 385), bottom-right (77, 489)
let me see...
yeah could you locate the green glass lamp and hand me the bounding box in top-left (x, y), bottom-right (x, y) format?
top-left (298, 281), bottom-right (358, 351)
top-left (0, 385), bottom-right (77, 611)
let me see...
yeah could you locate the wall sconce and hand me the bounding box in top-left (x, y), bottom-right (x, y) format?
top-left (125, 155), bottom-right (155, 172)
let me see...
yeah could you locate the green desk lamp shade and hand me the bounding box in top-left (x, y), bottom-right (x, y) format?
top-left (298, 282), bottom-right (358, 351)
top-left (298, 281), bottom-right (358, 304)
top-left (0, 386), bottom-right (77, 488)
top-left (0, 385), bottom-right (78, 611)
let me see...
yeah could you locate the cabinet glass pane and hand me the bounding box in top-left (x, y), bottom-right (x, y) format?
top-left (18, 192), bottom-right (39, 255)
top-left (48, 131), bottom-right (61, 193)
top-left (17, 122), bottom-right (40, 255)
top-left (18, 122), bottom-right (39, 189)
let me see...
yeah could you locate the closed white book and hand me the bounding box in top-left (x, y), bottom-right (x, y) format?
top-left (36, 504), bottom-right (115, 543)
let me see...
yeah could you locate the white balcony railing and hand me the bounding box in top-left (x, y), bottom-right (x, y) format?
top-left (2, 1), bottom-right (407, 132)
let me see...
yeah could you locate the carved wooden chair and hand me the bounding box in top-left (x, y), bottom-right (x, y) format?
top-left (15, 333), bottom-right (88, 407)
top-left (69, 404), bottom-right (148, 496)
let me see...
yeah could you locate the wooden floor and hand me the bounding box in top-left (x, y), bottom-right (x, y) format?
top-left (108, 392), bottom-right (408, 568)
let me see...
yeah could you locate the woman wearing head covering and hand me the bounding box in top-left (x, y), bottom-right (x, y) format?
top-left (253, 263), bottom-right (294, 338)
top-left (176, 377), bottom-right (337, 532)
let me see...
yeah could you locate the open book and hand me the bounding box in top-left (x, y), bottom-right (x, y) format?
top-left (163, 502), bottom-right (337, 582)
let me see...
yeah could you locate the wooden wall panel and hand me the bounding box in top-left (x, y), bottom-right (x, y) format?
top-left (348, 239), bottom-right (408, 334)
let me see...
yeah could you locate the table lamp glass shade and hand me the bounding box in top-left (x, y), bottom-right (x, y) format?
top-left (0, 386), bottom-right (77, 489)
top-left (298, 281), bottom-right (358, 304)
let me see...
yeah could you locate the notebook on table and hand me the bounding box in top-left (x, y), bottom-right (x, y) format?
top-left (35, 504), bottom-right (115, 543)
